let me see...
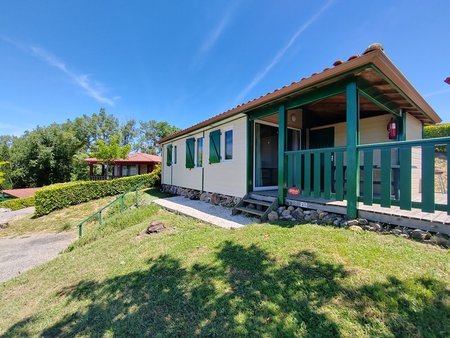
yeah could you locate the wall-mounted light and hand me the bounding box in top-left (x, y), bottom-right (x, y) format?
top-left (290, 113), bottom-right (297, 122)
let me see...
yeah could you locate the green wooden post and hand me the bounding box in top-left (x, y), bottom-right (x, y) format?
top-left (346, 81), bottom-right (360, 218)
top-left (278, 104), bottom-right (287, 205)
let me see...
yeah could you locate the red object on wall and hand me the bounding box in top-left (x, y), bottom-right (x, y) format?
top-left (387, 118), bottom-right (397, 140)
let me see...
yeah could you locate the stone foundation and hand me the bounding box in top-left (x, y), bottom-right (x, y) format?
top-left (268, 206), bottom-right (449, 248)
top-left (161, 184), bottom-right (241, 208)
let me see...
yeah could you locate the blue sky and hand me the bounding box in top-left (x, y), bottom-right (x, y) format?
top-left (0, 0), bottom-right (449, 136)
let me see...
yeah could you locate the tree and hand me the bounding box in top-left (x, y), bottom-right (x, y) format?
top-left (120, 119), bottom-right (137, 147)
top-left (137, 120), bottom-right (180, 154)
top-left (0, 161), bottom-right (9, 187)
top-left (71, 108), bottom-right (119, 152)
top-left (92, 135), bottom-right (131, 178)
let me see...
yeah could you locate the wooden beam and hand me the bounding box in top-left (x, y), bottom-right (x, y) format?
top-left (357, 78), bottom-right (401, 116)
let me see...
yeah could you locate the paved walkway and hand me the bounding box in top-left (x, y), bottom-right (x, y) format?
top-left (0, 207), bottom-right (35, 225)
top-left (154, 196), bottom-right (257, 229)
top-left (0, 232), bottom-right (75, 283)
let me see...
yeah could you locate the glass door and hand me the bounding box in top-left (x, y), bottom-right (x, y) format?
top-left (254, 122), bottom-right (278, 190)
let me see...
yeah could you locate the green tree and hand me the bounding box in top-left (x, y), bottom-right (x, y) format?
top-left (137, 120), bottom-right (180, 154)
top-left (120, 119), bottom-right (137, 147)
top-left (92, 135), bottom-right (131, 179)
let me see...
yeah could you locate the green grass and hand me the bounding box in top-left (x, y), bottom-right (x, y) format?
top-left (0, 207), bottom-right (449, 337)
top-left (0, 195), bottom-right (116, 237)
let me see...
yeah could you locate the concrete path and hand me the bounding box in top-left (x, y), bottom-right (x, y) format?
top-left (154, 196), bottom-right (257, 229)
top-left (0, 232), bottom-right (75, 283)
top-left (0, 207), bottom-right (35, 225)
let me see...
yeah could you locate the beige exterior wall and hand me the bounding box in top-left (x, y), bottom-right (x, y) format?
top-left (406, 113), bottom-right (423, 199)
top-left (203, 117), bottom-right (247, 197)
top-left (161, 116), bottom-right (247, 197)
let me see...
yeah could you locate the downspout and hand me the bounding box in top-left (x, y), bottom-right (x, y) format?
top-left (202, 131), bottom-right (205, 192)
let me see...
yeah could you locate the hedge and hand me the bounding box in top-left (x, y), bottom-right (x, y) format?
top-left (35, 167), bottom-right (161, 216)
top-left (424, 123), bottom-right (450, 152)
top-left (0, 196), bottom-right (35, 211)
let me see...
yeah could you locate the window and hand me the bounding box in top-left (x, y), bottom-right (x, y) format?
top-left (185, 138), bottom-right (195, 169)
top-left (173, 145), bottom-right (177, 164)
top-left (197, 137), bottom-right (203, 167)
top-left (209, 130), bottom-right (221, 164)
top-left (225, 130), bottom-right (233, 160)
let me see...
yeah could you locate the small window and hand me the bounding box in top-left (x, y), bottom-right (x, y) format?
top-left (197, 137), bottom-right (203, 167)
top-left (173, 145), bottom-right (177, 164)
top-left (225, 130), bottom-right (233, 160)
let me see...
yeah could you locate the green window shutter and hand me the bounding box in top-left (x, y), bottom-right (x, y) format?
top-left (166, 144), bottom-right (172, 166)
top-left (185, 138), bottom-right (195, 169)
top-left (209, 130), bottom-right (221, 164)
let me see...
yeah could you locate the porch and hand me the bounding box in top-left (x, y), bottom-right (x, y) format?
top-left (245, 75), bottom-right (449, 233)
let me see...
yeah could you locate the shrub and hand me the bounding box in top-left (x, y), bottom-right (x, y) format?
top-left (0, 196), bottom-right (35, 211)
top-left (35, 167), bottom-right (161, 216)
top-left (424, 123), bottom-right (450, 152)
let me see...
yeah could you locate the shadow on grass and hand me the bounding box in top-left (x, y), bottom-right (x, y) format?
top-left (3, 242), bottom-right (449, 337)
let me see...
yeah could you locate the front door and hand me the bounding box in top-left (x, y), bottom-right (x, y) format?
top-left (254, 122), bottom-right (278, 190)
top-left (309, 127), bottom-right (334, 149)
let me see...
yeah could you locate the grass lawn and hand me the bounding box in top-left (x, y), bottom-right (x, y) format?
top-left (0, 205), bottom-right (449, 337)
top-left (0, 188), bottom-right (169, 237)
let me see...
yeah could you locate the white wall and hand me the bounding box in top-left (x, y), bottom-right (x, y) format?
top-left (161, 116), bottom-right (247, 198)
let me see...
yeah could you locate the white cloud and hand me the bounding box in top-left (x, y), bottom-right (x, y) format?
top-left (423, 88), bottom-right (450, 98)
top-left (1, 36), bottom-right (117, 106)
top-left (234, 0), bottom-right (335, 104)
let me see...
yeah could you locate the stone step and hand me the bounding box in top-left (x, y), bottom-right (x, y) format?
top-left (242, 198), bottom-right (272, 207)
top-left (234, 206), bottom-right (265, 217)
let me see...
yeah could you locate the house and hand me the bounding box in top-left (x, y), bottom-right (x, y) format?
top-left (0, 187), bottom-right (40, 201)
top-left (159, 44), bottom-right (450, 233)
top-left (85, 152), bottom-right (161, 180)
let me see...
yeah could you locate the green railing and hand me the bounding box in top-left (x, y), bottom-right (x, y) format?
top-left (285, 136), bottom-right (450, 215)
top-left (76, 181), bottom-right (145, 238)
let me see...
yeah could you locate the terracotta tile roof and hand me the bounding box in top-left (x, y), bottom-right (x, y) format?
top-left (1, 187), bottom-right (40, 199)
top-left (85, 152), bottom-right (161, 164)
top-left (159, 43), bottom-right (441, 143)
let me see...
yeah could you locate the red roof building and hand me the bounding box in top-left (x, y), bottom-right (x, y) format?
top-left (1, 187), bottom-right (40, 199)
top-left (85, 152), bottom-right (161, 180)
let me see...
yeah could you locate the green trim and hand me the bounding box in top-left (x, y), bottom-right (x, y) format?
top-left (277, 104), bottom-right (287, 204)
top-left (248, 80), bottom-right (348, 121)
top-left (185, 138), bottom-right (195, 169)
top-left (398, 110), bottom-right (407, 141)
top-left (209, 130), bottom-right (221, 164)
top-left (345, 81), bottom-right (359, 218)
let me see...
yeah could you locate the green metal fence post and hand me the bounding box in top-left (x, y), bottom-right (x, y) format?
top-left (78, 224), bottom-right (83, 237)
top-left (346, 81), bottom-right (360, 219)
top-left (120, 195), bottom-right (125, 210)
top-left (98, 211), bottom-right (102, 225)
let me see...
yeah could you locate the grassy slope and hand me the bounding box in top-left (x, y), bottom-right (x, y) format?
top-left (0, 196), bottom-right (116, 237)
top-left (0, 188), bottom-right (168, 237)
top-left (0, 207), bottom-right (449, 337)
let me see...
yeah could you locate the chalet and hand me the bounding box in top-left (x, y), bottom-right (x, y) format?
top-left (159, 44), bottom-right (449, 233)
top-left (85, 152), bottom-right (161, 180)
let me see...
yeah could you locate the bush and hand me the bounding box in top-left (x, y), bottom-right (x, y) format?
top-left (35, 167), bottom-right (161, 216)
top-left (424, 123), bottom-right (450, 152)
top-left (0, 196), bottom-right (35, 211)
